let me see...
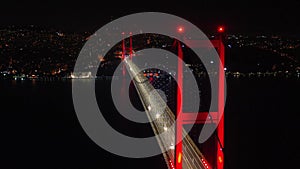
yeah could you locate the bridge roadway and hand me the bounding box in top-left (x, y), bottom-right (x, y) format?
top-left (124, 58), bottom-right (209, 169)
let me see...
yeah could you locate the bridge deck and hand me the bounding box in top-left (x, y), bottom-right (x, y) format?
top-left (124, 58), bottom-right (209, 169)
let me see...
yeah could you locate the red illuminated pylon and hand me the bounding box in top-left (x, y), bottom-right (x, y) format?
top-left (129, 32), bottom-right (133, 60)
top-left (122, 32), bottom-right (126, 76)
top-left (175, 27), bottom-right (225, 169)
top-left (175, 39), bottom-right (183, 169)
top-left (121, 32), bottom-right (134, 76)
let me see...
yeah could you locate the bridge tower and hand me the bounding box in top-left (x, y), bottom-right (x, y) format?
top-left (121, 32), bottom-right (134, 76)
top-left (175, 27), bottom-right (225, 169)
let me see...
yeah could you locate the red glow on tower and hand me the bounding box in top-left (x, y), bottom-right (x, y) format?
top-left (178, 152), bottom-right (182, 164)
top-left (218, 156), bottom-right (223, 163)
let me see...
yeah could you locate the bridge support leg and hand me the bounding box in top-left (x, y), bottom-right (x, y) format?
top-left (175, 40), bottom-right (183, 169)
top-left (122, 37), bottom-right (126, 76)
top-left (217, 36), bottom-right (225, 169)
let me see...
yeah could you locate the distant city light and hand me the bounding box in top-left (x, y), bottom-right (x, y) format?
top-left (0, 25), bottom-right (299, 81)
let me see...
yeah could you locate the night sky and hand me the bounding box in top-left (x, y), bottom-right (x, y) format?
top-left (1, 0), bottom-right (300, 35)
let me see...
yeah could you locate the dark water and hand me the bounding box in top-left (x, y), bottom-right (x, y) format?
top-left (1, 78), bottom-right (299, 169)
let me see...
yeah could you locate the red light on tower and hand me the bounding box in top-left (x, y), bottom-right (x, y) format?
top-left (177, 26), bottom-right (184, 33)
top-left (218, 26), bottom-right (224, 33)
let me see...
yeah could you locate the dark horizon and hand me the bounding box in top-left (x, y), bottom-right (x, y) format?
top-left (1, 1), bottom-right (300, 35)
